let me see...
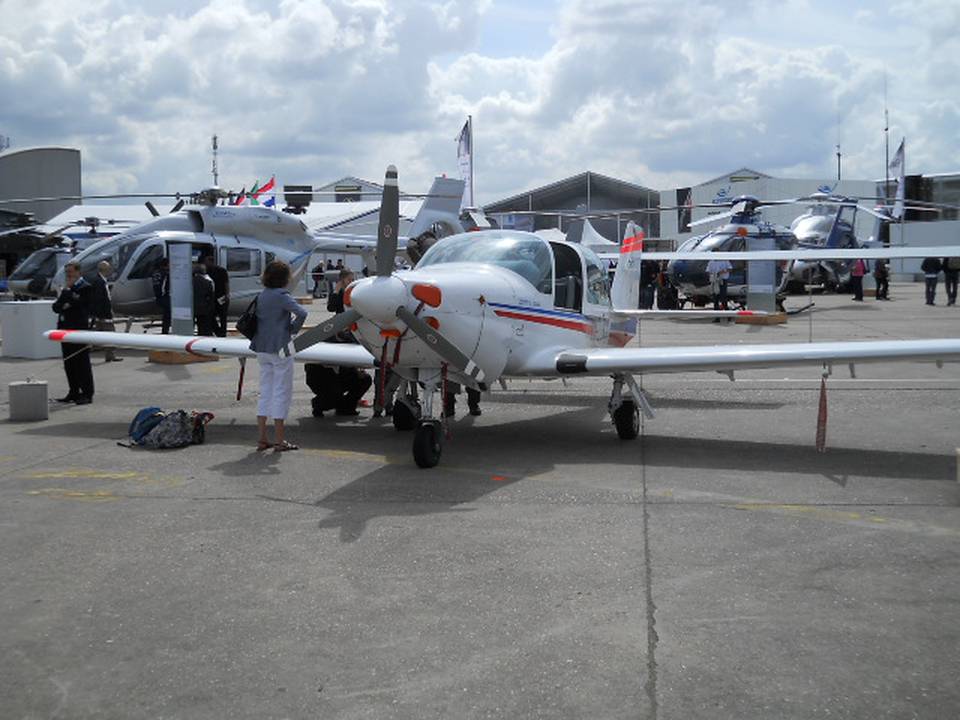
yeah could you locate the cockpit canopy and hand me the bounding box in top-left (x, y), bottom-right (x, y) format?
top-left (417, 231), bottom-right (554, 294)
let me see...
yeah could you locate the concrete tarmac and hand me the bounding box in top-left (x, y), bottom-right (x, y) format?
top-left (0, 283), bottom-right (958, 719)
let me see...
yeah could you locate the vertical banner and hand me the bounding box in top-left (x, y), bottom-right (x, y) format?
top-left (456, 117), bottom-right (473, 209)
top-left (888, 138), bottom-right (905, 220)
top-left (746, 234), bottom-right (777, 314)
top-left (168, 242), bottom-right (194, 336)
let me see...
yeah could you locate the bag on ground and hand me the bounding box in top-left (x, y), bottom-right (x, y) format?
top-left (125, 408), bottom-right (215, 449)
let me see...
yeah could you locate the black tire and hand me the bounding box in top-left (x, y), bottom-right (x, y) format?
top-left (613, 401), bottom-right (640, 440)
top-left (392, 400), bottom-right (419, 431)
top-left (413, 422), bottom-right (442, 468)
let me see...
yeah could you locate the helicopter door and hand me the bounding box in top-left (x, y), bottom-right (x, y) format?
top-left (113, 241), bottom-right (165, 315)
top-left (725, 235), bottom-right (748, 290)
top-left (549, 241), bottom-right (583, 312)
top-left (220, 246), bottom-right (264, 314)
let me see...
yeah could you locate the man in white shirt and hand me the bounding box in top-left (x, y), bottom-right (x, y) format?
top-left (706, 258), bottom-right (733, 310)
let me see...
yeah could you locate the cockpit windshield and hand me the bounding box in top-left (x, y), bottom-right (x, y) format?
top-left (417, 232), bottom-right (553, 294)
top-left (72, 234), bottom-right (151, 279)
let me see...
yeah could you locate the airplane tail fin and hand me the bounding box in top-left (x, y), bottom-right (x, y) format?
top-left (406, 176), bottom-right (467, 240)
top-left (610, 225), bottom-right (645, 312)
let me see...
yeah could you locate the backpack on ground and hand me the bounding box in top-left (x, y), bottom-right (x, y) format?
top-left (128, 407), bottom-right (164, 444)
top-left (123, 408), bottom-right (214, 449)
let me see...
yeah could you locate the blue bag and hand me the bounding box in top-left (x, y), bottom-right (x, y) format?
top-left (128, 407), bottom-right (165, 444)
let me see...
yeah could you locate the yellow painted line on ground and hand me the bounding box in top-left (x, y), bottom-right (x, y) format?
top-left (0, 455), bottom-right (15, 462)
top-left (727, 502), bottom-right (959, 538)
top-left (27, 470), bottom-right (143, 480)
top-left (198, 365), bottom-right (233, 374)
top-left (27, 488), bottom-right (119, 502)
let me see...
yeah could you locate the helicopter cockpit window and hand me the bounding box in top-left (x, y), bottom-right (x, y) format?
top-left (128, 244), bottom-right (164, 280)
top-left (10, 251), bottom-right (57, 280)
top-left (418, 233), bottom-right (553, 294)
top-left (76, 234), bottom-right (149, 280)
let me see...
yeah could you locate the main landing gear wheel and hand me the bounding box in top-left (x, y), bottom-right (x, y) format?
top-left (613, 401), bottom-right (640, 440)
top-left (413, 421), bottom-right (442, 468)
top-left (392, 400), bottom-right (420, 432)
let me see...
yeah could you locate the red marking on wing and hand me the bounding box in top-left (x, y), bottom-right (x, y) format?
top-left (47, 330), bottom-right (73, 342)
top-left (184, 339), bottom-right (204, 356)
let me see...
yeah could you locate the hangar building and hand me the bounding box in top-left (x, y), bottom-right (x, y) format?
top-left (0, 147), bottom-right (81, 222)
top-left (483, 171), bottom-right (660, 243)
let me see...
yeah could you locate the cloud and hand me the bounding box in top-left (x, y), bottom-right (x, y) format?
top-left (0, 0), bottom-right (957, 204)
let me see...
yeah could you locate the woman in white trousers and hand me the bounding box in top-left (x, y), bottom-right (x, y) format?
top-left (249, 261), bottom-right (309, 452)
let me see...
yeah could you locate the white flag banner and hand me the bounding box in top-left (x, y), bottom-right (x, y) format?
top-left (888, 138), bottom-right (905, 220)
top-left (456, 119), bottom-right (473, 209)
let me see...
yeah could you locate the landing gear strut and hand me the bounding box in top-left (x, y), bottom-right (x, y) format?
top-left (392, 381), bottom-right (420, 431)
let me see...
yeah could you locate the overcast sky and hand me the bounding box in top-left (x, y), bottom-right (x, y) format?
top-left (2, 0), bottom-right (958, 202)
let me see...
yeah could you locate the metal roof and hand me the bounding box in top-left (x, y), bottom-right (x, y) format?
top-left (484, 171), bottom-right (658, 212)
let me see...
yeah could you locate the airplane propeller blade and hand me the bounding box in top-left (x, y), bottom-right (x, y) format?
top-left (376, 165), bottom-right (400, 276)
top-left (290, 308), bottom-right (361, 354)
top-left (396, 306), bottom-right (486, 389)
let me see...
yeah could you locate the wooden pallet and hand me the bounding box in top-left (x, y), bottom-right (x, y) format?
top-left (735, 312), bottom-right (787, 326)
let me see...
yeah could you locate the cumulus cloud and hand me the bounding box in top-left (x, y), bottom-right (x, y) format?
top-left (0, 0), bottom-right (957, 202)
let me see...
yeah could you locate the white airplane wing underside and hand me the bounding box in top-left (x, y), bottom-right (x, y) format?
top-left (44, 330), bottom-right (375, 367)
top-left (600, 246), bottom-right (960, 262)
top-left (547, 339), bottom-right (960, 376)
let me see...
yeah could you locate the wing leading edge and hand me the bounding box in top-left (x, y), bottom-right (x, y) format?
top-left (44, 330), bottom-right (375, 367)
top-left (553, 339), bottom-right (960, 376)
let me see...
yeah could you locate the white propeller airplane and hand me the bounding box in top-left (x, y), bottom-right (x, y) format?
top-left (45, 166), bottom-right (960, 468)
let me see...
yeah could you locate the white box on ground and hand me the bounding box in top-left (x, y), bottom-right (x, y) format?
top-left (0, 301), bottom-right (60, 359)
top-left (8, 381), bottom-right (49, 421)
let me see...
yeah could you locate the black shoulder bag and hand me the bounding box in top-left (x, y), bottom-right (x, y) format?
top-left (235, 297), bottom-right (258, 340)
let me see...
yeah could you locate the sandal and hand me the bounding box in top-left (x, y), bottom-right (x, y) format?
top-left (256, 440), bottom-right (273, 452)
top-left (273, 441), bottom-right (299, 453)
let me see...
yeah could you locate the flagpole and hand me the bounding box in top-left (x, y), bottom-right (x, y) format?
top-left (883, 73), bottom-right (890, 206)
top-left (468, 114), bottom-right (475, 209)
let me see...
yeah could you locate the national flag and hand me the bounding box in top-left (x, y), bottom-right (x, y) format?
top-left (888, 138), bottom-right (905, 220)
top-left (456, 118), bottom-right (473, 209)
top-left (254, 176), bottom-right (276, 198)
top-left (263, 195), bottom-right (276, 208)
top-left (233, 187), bottom-right (247, 206)
top-left (248, 181), bottom-right (261, 206)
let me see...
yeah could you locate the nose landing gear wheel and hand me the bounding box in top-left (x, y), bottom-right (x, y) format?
top-left (392, 399), bottom-right (420, 431)
top-left (613, 401), bottom-right (640, 440)
top-left (413, 421), bottom-right (442, 468)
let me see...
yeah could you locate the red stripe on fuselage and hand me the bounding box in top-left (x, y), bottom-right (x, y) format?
top-left (48, 330), bottom-right (74, 342)
top-left (493, 309), bottom-right (593, 335)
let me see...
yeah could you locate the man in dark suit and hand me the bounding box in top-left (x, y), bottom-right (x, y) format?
top-left (203, 254), bottom-right (230, 336)
top-left (152, 258), bottom-right (171, 334)
top-left (52, 261), bottom-right (95, 404)
top-left (193, 262), bottom-right (216, 336)
top-left (91, 260), bottom-right (121, 361)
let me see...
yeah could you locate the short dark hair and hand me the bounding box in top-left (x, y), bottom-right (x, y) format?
top-left (64, 261), bottom-right (81, 273)
top-left (339, 268), bottom-right (354, 280)
top-left (262, 259), bottom-right (291, 288)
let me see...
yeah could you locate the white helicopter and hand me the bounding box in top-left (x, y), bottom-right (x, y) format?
top-left (46, 166), bottom-right (960, 468)
top-left (34, 179), bottom-right (466, 318)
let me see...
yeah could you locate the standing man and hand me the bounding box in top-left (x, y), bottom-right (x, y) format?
top-left (193, 262), bottom-right (216, 336)
top-left (327, 268), bottom-right (354, 315)
top-left (873, 259), bottom-right (890, 300)
top-left (203, 254), bottom-right (230, 337)
top-left (706, 257), bottom-right (733, 310)
top-left (91, 260), bottom-right (121, 361)
top-left (52, 261), bottom-right (95, 404)
top-left (943, 256), bottom-right (960, 306)
top-left (152, 257), bottom-right (171, 334)
top-left (921, 257), bottom-right (942, 306)
top-left (850, 258), bottom-right (867, 302)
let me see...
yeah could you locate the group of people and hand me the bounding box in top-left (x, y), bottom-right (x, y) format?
top-left (921, 257), bottom-right (960, 306)
top-left (52, 260), bottom-right (121, 405)
top-left (151, 254), bottom-right (230, 336)
top-left (309, 258), bottom-right (345, 298)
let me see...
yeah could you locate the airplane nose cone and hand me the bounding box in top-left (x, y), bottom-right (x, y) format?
top-left (349, 276), bottom-right (407, 324)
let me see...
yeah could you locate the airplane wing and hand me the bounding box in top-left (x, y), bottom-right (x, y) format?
top-left (43, 330), bottom-right (375, 367)
top-left (600, 246), bottom-right (960, 262)
top-left (545, 339), bottom-right (960, 376)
